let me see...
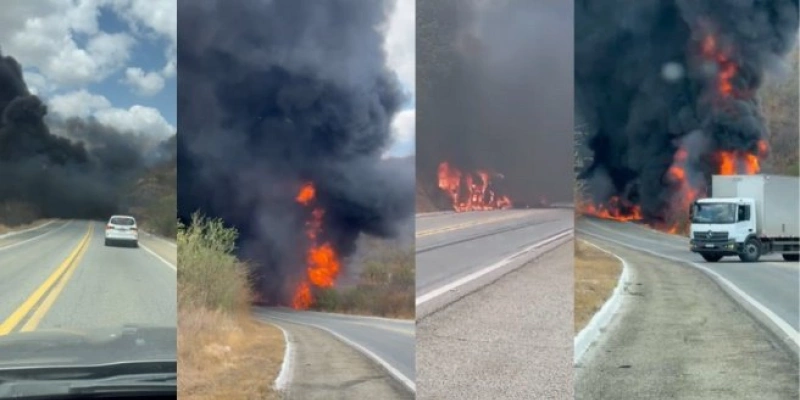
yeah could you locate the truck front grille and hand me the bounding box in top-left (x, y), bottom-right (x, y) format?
top-left (692, 231), bottom-right (729, 241)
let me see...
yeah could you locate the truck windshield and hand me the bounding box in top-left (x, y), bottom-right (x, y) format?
top-left (692, 203), bottom-right (737, 224)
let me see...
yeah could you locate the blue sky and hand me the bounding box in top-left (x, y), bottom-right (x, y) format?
top-left (0, 1), bottom-right (176, 139)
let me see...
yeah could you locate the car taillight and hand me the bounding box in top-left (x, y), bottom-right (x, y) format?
top-left (106, 224), bottom-right (113, 230)
top-left (131, 227), bottom-right (137, 231)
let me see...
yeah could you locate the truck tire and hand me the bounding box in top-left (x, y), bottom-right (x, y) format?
top-left (739, 238), bottom-right (761, 262)
top-left (783, 254), bottom-right (799, 262)
top-left (701, 253), bottom-right (723, 262)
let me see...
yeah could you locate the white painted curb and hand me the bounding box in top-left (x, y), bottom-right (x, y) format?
top-left (573, 240), bottom-right (630, 365)
top-left (262, 313), bottom-right (416, 394)
top-left (272, 323), bottom-right (294, 392)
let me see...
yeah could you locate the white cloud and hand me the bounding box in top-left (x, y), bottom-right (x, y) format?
top-left (0, 1), bottom-right (136, 88)
top-left (391, 108), bottom-right (415, 143)
top-left (48, 89), bottom-right (174, 138)
top-left (0, 0), bottom-right (176, 90)
top-left (49, 89), bottom-right (112, 118)
top-left (111, 0), bottom-right (177, 79)
top-left (384, 0), bottom-right (415, 96)
top-left (123, 67), bottom-right (165, 96)
top-left (95, 105), bottom-right (174, 138)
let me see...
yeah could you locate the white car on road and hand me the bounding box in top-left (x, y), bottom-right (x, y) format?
top-left (105, 215), bottom-right (139, 247)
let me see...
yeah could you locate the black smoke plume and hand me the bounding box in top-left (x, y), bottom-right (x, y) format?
top-left (0, 51), bottom-right (171, 223)
top-left (417, 0), bottom-right (574, 207)
top-left (576, 0), bottom-right (799, 221)
top-left (177, 0), bottom-right (414, 304)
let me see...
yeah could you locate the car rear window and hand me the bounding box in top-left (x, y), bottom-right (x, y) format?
top-left (110, 217), bottom-right (135, 226)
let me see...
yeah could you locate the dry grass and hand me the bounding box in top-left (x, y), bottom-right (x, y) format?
top-left (574, 239), bottom-right (623, 334)
top-left (178, 307), bottom-right (284, 400)
top-left (178, 213), bottom-right (285, 399)
top-left (0, 219), bottom-right (51, 235)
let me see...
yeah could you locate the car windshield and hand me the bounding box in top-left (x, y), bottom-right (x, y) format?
top-left (110, 217), bottom-right (135, 226)
top-left (692, 203), bottom-right (737, 224)
top-left (0, 4), bottom-right (177, 396)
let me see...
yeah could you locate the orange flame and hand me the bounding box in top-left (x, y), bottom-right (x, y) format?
top-left (437, 161), bottom-right (513, 212)
top-left (580, 196), bottom-right (642, 222)
top-left (701, 34), bottom-right (738, 98)
top-left (291, 182), bottom-right (341, 310)
top-left (292, 281), bottom-right (313, 309)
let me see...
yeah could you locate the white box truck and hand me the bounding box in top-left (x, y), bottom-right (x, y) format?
top-left (689, 174), bottom-right (799, 262)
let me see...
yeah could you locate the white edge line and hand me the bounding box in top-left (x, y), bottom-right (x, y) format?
top-left (0, 220), bottom-right (72, 252)
top-left (262, 314), bottom-right (416, 393)
top-left (139, 242), bottom-right (177, 271)
top-left (0, 220), bottom-right (56, 239)
top-left (269, 308), bottom-right (414, 325)
top-left (141, 230), bottom-right (177, 248)
top-left (573, 240), bottom-right (630, 365)
top-left (272, 323), bottom-right (294, 392)
top-left (579, 229), bottom-right (800, 350)
top-left (416, 229), bottom-right (573, 306)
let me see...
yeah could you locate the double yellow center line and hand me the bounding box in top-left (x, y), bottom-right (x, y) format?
top-left (0, 223), bottom-right (93, 335)
top-left (416, 212), bottom-right (527, 238)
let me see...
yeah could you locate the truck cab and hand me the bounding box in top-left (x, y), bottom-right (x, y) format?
top-left (689, 174), bottom-right (799, 263)
top-left (689, 198), bottom-right (756, 262)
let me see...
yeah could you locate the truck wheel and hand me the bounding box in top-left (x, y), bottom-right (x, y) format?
top-left (739, 238), bottom-right (761, 262)
top-left (783, 254), bottom-right (799, 262)
top-left (701, 253), bottom-right (723, 262)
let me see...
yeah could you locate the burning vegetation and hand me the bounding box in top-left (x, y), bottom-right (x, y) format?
top-left (291, 182), bottom-right (342, 310)
top-left (437, 161), bottom-right (513, 212)
top-left (576, 0), bottom-right (798, 232)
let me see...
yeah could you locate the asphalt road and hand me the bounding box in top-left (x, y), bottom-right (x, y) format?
top-left (416, 208), bottom-right (573, 305)
top-left (416, 209), bottom-right (574, 399)
top-left (255, 307), bottom-right (415, 393)
top-left (575, 234), bottom-right (799, 399)
top-left (578, 217), bottom-right (799, 332)
top-left (0, 220), bottom-right (177, 336)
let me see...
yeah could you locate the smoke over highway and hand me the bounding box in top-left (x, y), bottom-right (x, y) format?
top-left (0, 51), bottom-right (169, 223)
top-left (576, 0), bottom-right (799, 225)
top-left (417, 0), bottom-right (574, 208)
top-left (177, 0), bottom-right (413, 305)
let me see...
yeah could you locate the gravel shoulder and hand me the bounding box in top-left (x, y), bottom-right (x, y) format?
top-left (272, 320), bottom-right (412, 400)
top-left (575, 239), bottom-right (799, 400)
top-left (417, 241), bottom-right (574, 399)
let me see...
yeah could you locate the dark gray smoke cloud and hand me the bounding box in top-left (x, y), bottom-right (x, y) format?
top-left (576, 0), bottom-right (799, 221)
top-left (0, 51), bottom-right (174, 223)
top-left (177, 0), bottom-right (414, 304)
top-left (417, 0), bottom-right (574, 207)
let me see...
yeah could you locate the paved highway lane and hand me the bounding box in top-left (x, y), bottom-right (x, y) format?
top-left (0, 220), bottom-right (176, 335)
top-left (256, 307), bottom-right (415, 392)
top-left (579, 217), bottom-right (799, 332)
top-left (416, 208), bottom-right (573, 303)
top-left (416, 209), bottom-right (574, 399)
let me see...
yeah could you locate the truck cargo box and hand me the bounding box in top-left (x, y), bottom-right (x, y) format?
top-left (711, 175), bottom-right (799, 238)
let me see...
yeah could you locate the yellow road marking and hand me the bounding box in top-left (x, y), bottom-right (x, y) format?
top-left (20, 224), bottom-right (93, 332)
top-left (415, 212), bottom-right (526, 238)
top-left (0, 223), bottom-right (92, 335)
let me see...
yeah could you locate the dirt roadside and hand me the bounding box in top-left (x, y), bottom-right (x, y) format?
top-left (574, 239), bottom-right (623, 333)
top-left (270, 320), bottom-right (412, 400)
top-left (575, 239), bottom-right (799, 399)
top-left (0, 219), bottom-right (52, 235)
top-left (178, 309), bottom-right (285, 400)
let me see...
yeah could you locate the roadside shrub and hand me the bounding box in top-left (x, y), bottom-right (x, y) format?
top-left (178, 213), bottom-right (251, 314)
